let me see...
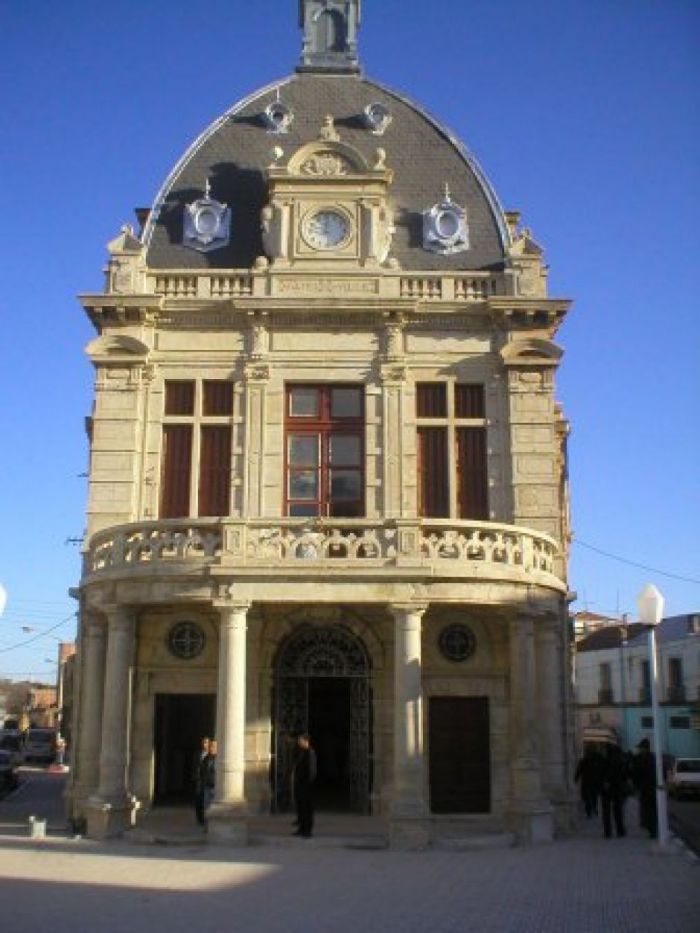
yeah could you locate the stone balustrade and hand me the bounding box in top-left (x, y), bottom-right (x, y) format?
top-left (86, 517), bottom-right (561, 586)
top-left (143, 269), bottom-right (509, 302)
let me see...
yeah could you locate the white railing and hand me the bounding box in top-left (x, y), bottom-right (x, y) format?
top-left (86, 517), bottom-right (559, 582)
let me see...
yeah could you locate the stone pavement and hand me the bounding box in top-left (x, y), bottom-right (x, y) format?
top-left (0, 810), bottom-right (698, 933)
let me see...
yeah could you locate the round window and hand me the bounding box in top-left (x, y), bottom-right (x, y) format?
top-left (168, 621), bottom-right (206, 660)
top-left (435, 209), bottom-right (460, 239)
top-left (438, 623), bottom-right (476, 662)
top-left (194, 207), bottom-right (218, 236)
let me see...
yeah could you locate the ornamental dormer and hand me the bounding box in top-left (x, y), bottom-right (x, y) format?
top-left (260, 119), bottom-right (395, 268)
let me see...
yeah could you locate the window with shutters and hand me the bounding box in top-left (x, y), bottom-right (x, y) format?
top-left (416, 382), bottom-right (488, 519)
top-left (160, 379), bottom-right (233, 518)
top-left (285, 384), bottom-right (364, 517)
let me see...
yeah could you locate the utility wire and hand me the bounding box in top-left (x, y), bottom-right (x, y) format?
top-left (0, 614), bottom-right (76, 654)
top-left (572, 537), bottom-right (700, 586)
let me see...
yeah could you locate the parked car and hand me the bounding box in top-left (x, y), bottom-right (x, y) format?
top-left (0, 732), bottom-right (23, 766)
top-left (667, 758), bottom-right (700, 799)
top-left (23, 728), bottom-right (57, 764)
top-left (0, 749), bottom-right (19, 792)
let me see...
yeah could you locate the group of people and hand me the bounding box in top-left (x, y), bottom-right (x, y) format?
top-left (192, 733), bottom-right (317, 837)
top-left (575, 737), bottom-right (659, 839)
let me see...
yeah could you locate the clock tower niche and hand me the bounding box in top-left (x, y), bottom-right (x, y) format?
top-left (261, 117), bottom-right (395, 269)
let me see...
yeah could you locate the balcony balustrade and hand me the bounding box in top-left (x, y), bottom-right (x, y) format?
top-left (85, 517), bottom-right (563, 590)
top-left (143, 269), bottom-right (508, 302)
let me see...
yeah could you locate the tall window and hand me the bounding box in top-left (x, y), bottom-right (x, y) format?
top-left (160, 379), bottom-right (233, 518)
top-left (285, 384), bottom-right (364, 517)
top-left (416, 382), bottom-right (488, 519)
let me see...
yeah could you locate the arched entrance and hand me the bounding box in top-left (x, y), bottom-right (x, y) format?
top-left (273, 625), bottom-right (372, 814)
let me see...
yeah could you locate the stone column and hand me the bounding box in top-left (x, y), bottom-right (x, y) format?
top-left (389, 603), bottom-right (429, 849)
top-left (208, 600), bottom-right (250, 845)
top-left (72, 614), bottom-right (107, 810)
top-left (86, 606), bottom-right (137, 839)
top-left (508, 615), bottom-right (553, 843)
top-left (536, 615), bottom-right (576, 831)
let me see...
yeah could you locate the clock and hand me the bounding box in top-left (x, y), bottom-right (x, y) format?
top-left (303, 209), bottom-right (350, 249)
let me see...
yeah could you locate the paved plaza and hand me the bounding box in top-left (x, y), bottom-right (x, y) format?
top-left (0, 817), bottom-right (697, 932)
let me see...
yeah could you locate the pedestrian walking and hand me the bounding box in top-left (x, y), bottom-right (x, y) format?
top-left (599, 743), bottom-right (627, 839)
top-left (193, 736), bottom-right (210, 826)
top-left (631, 738), bottom-right (658, 838)
top-left (574, 746), bottom-right (604, 818)
top-left (199, 739), bottom-right (217, 823)
top-left (292, 733), bottom-right (316, 838)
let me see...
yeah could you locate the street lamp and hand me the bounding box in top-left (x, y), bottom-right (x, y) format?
top-left (637, 583), bottom-right (670, 848)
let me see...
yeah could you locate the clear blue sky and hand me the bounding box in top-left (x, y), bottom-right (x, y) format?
top-left (1, 0), bottom-right (698, 682)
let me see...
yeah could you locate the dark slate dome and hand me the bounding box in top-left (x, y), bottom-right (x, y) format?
top-left (143, 73), bottom-right (509, 272)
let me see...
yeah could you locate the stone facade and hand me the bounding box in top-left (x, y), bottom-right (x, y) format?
top-left (68, 3), bottom-right (575, 846)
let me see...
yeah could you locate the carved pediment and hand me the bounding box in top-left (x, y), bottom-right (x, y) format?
top-left (86, 334), bottom-right (150, 363)
top-left (286, 140), bottom-right (370, 176)
top-left (500, 338), bottom-right (562, 367)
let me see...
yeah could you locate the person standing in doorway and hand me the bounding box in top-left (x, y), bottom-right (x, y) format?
top-left (193, 736), bottom-right (210, 826)
top-left (292, 733), bottom-right (316, 838)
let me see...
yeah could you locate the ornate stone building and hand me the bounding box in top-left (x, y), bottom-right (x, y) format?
top-left (69, 1), bottom-right (575, 846)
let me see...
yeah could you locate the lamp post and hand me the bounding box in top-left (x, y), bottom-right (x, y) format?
top-left (637, 584), bottom-right (670, 848)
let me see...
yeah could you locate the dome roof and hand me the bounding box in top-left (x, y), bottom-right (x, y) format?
top-left (144, 73), bottom-right (509, 272)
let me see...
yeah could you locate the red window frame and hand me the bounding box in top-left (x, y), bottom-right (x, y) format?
top-left (284, 384), bottom-right (365, 518)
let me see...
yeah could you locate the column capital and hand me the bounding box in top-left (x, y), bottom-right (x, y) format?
top-left (389, 602), bottom-right (429, 617)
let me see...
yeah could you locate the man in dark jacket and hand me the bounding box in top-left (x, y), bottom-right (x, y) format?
top-left (632, 738), bottom-right (658, 838)
top-left (292, 733), bottom-right (317, 838)
top-left (599, 743), bottom-right (627, 838)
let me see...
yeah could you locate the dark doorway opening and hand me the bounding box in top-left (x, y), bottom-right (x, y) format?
top-left (154, 693), bottom-right (216, 804)
top-left (308, 677), bottom-right (352, 810)
top-left (429, 696), bottom-right (491, 813)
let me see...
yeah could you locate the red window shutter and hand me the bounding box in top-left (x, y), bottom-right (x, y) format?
top-left (455, 384), bottom-right (485, 418)
top-left (457, 427), bottom-right (488, 519)
top-left (160, 425), bottom-right (192, 518)
top-left (199, 426), bottom-right (231, 516)
top-left (164, 381), bottom-right (195, 416)
top-left (417, 426), bottom-right (448, 517)
top-left (416, 383), bottom-right (447, 418)
top-left (203, 381), bottom-right (233, 416)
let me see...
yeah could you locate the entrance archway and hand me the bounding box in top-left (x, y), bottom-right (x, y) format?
top-left (273, 625), bottom-right (372, 814)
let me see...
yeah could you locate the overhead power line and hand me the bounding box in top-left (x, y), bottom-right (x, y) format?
top-left (572, 537), bottom-right (700, 586)
top-left (0, 614), bottom-right (77, 654)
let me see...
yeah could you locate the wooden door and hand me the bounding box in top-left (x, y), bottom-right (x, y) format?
top-left (429, 696), bottom-right (490, 813)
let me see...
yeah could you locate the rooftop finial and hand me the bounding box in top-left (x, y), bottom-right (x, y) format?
top-left (443, 182), bottom-right (451, 203)
top-left (205, 177), bottom-right (212, 199)
top-left (297, 0), bottom-right (361, 74)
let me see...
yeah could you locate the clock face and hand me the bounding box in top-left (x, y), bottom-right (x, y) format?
top-left (303, 210), bottom-right (350, 249)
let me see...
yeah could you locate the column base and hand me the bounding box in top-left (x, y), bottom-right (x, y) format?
top-left (389, 816), bottom-right (430, 850)
top-left (389, 798), bottom-right (430, 850)
top-left (85, 795), bottom-right (139, 839)
top-left (206, 803), bottom-right (248, 846)
top-left (507, 803), bottom-right (554, 845)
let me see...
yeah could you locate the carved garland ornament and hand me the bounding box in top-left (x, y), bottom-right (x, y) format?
top-left (300, 152), bottom-right (351, 176)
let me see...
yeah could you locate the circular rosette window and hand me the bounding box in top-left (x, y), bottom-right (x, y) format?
top-left (168, 621), bottom-right (206, 660)
top-left (438, 623), bottom-right (476, 662)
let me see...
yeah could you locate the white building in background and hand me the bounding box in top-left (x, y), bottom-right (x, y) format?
top-left (575, 614), bottom-right (700, 758)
